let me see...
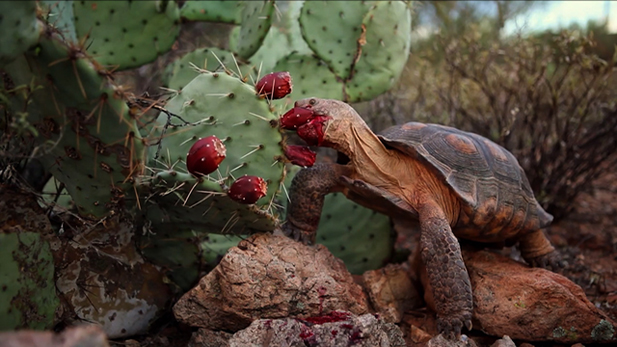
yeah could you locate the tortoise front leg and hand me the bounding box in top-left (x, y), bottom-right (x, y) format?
top-left (518, 229), bottom-right (562, 269)
top-left (418, 203), bottom-right (473, 339)
top-left (282, 163), bottom-right (350, 245)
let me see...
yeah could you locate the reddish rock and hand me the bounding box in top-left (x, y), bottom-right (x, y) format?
top-left (426, 334), bottom-right (477, 347)
top-left (228, 313), bottom-right (405, 347)
top-left (420, 249), bottom-right (617, 344)
top-left (362, 263), bottom-right (423, 323)
top-left (0, 325), bottom-right (109, 347)
top-left (173, 233), bottom-right (369, 331)
top-left (490, 336), bottom-right (516, 347)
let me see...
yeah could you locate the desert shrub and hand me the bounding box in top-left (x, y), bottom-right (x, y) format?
top-left (368, 31), bottom-right (617, 221)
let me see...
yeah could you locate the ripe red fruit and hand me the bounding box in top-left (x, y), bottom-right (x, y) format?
top-left (255, 71), bottom-right (292, 99)
top-left (297, 115), bottom-right (330, 146)
top-left (186, 135), bottom-right (226, 176)
top-left (228, 175), bottom-right (268, 204)
top-left (279, 106), bottom-right (315, 130)
top-left (284, 145), bottom-right (316, 167)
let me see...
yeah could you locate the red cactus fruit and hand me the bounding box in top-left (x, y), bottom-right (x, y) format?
top-left (296, 115), bottom-right (330, 146)
top-left (228, 175), bottom-right (268, 204)
top-left (284, 145), bottom-right (316, 167)
top-left (186, 135), bottom-right (226, 176)
top-left (255, 71), bottom-right (292, 99)
top-left (279, 106), bottom-right (315, 130)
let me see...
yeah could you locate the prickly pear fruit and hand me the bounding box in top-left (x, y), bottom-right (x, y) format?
top-left (187, 136), bottom-right (226, 176)
top-left (284, 145), bottom-right (316, 167)
top-left (255, 71), bottom-right (292, 99)
top-left (280, 106), bottom-right (314, 130)
top-left (297, 116), bottom-right (330, 146)
top-left (228, 175), bottom-right (267, 204)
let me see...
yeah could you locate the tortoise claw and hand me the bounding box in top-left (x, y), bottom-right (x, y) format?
top-left (527, 251), bottom-right (564, 271)
top-left (281, 222), bottom-right (315, 245)
top-left (437, 312), bottom-right (473, 340)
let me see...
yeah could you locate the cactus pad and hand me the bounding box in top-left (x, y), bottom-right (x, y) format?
top-left (18, 35), bottom-right (145, 217)
top-left (273, 53), bottom-right (344, 100)
top-left (235, 0), bottom-right (275, 59)
top-left (345, 1), bottom-right (412, 102)
top-left (145, 71), bottom-right (286, 234)
top-left (40, 0), bottom-right (77, 43)
top-left (179, 0), bottom-right (240, 24)
top-left (0, 1), bottom-right (42, 67)
top-left (72, 0), bottom-right (180, 70)
top-left (299, 1), bottom-right (374, 79)
top-left (316, 192), bottom-right (394, 275)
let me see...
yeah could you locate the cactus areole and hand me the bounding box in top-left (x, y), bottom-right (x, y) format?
top-left (228, 175), bottom-right (268, 204)
top-left (186, 136), bottom-right (226, 176)
top-left (255, 71), bottom-right (293, 99)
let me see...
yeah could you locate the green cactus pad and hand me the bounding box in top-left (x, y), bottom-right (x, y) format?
top-left (316, 192), bottom-right (394, 275)
top-left (72, 0), bottom-right (180, 70)
top-left (40, 0), bottom-right (77, 43)
top-left (17, 36), bottom-right (145, 217)
top-left (164, 47), bottom-right (255, 91)
top-left (145, 72), bottom-right (286, 234)
top-left (235, 0), bottom-right (275, 59)
top-left (179, 0), bottom-right (240, 24)
top-left (345, 1), bottom-right (412, 102)
top-left (299, 1), bottom-right (374, 79)
top-left (140, 228), bottom-right (242, 291)
top-left (272, 52), bottom-right (344, 100)
top-left (0, 1), bottom-right (42, 67)
top-left (0, 232), bottom-right (58, 330)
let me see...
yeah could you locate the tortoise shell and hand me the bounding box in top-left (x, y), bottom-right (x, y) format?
top-left (378, 122), bottom-right (553, 236)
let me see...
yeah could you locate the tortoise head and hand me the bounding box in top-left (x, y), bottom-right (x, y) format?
top-left (286, 98), bottom-right (363, 147)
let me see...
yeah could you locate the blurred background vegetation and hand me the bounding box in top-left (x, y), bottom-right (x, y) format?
top-left (361, 0), bottom-right (617, 221)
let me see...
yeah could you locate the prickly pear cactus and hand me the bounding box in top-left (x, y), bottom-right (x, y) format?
top-left (6, 31), bottom-right (146, 217)
top-left (317, 192), bottom-right (395, 275)
top-left (179, 0), bottom-right (241, 24)
top-left (0, 1), bottom-right (42, 67)
top-left (235, 0), bottom-right (275, 59)
top-left (144, 71), bottom-right (287, 235)
top-left (72, 0), bottom-right (181, 70)
top-left (273, 52), bottom-right (344, 100)
top-left (0, 189), bottom-right (59, 331)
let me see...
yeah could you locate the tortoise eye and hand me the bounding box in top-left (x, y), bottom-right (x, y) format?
top-left (309, 98), bottom-right (316, 105)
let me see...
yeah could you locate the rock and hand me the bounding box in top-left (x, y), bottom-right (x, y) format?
top-left (426, 334), bottom-right (477, 347)
top-left (52, 214), bottom-right (172, 338)
top-left (228, 312), bottom-right (405, 347)
top-left (188, 329), bottom-right (231, 347)
top-left (409, 325), bottom-right (433, 344)
top-left (0, 324), bottom-right (109, 347)
top-left (174, 233), bottom-right (369, 331)
top-left (362, 263), bottom-right (423, 323)
top-left (519, 343), bottom-right (535, 347)
top-left (490, 335), bottom-right (516, 347)
top-left (422, 249), bottom-right (617, 344)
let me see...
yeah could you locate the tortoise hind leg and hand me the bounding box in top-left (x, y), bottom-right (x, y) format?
top-left (518, 229), bottom-right (562, 270)
top-left (418, 202), bottom-right (473, 339)
top-left (282, 163), bottom-right (350, 245)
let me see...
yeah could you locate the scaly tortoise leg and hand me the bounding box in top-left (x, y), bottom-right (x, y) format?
top-left (518, 229), bottom-right (562, 270)
top-left (418, 202), bottom-right (473, 340)
top-left (282, 163), bottom-right (350, 245)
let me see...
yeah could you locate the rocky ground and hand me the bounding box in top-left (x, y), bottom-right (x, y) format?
top-left (1, 172), bottom-right (615, 347)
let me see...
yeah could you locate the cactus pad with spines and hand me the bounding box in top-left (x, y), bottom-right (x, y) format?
top-left (179, 0), bottom-right (240, 24)
top-left (235, 0), bottom-right (275, 60)
top-left (273, 53), bottom-right (344, 100)
top-left (17, 35), bottom-right (145, 217)
top-left (316, 192), bottom-right (394, 275)
top-left (40, 0), bottom-right (77, 43)
top-left (299, 1), bottom-right (374, 79)
top-left (145, 71), bottom-right (286, 234)
top-left (0, 1), bottom-right (42, 67)
top-left (72, 0), bottom-right (180, 70)
top-left (0, 231), bottom-right (58, 330)
top-left (345, 1), bottom-right (412, 102)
